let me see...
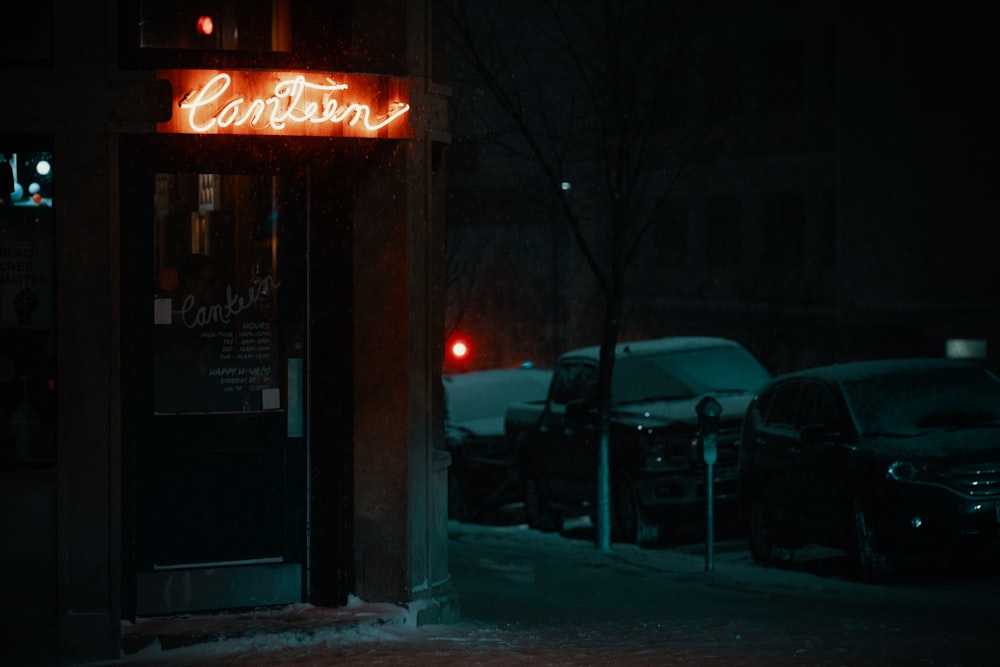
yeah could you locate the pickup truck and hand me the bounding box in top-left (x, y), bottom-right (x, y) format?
top-left (506, 336), bottom-right (771, 546)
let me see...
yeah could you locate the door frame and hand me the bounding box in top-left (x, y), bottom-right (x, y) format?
top-left (119, 134), bottom-right (359, 618)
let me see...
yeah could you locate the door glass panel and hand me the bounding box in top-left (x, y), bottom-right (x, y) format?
top-left (800, 383), bottom-right (839, 431)
top-left (152, 173), bottom-right (284, 415)
top-left (764, 383), bottom-right (801, 429)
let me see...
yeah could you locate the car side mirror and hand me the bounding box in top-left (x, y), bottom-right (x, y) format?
top-left (799, 424), bottom-right (840, 444)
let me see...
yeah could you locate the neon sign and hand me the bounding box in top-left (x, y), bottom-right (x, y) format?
top-left (156, 69), bottom-right (413, 139)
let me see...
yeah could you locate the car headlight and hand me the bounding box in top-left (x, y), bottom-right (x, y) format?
top-left (887, 460), bottom-right (920, 482)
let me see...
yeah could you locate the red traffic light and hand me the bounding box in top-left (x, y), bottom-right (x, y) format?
top-left (449, 339), bottom-right (469, 360)
top-left (445, 335), bottom-right (473, 371)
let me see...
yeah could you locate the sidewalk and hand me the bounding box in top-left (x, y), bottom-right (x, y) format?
top-left (103, 518), bottom-right (994, 665)
top-left (109, 531), bottom-right (807, 662)
top-left (119, 597), bottom-right (414, 656)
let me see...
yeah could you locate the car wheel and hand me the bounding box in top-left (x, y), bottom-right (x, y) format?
top-left (523, 475), bottom-right (561, 533)
top-left (748, 499), bottom-right (785, 566)
top-left (613, 475), bottom-right (661, 547)
top-left (851, 498), bottom-right (893, 581)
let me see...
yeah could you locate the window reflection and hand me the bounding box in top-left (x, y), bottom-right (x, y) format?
top-left (2, 152), bottom-right (53, 208)
top-left (1, 151), bottom-right (55, 466)
top-left (139, 0), bottom-right (292, 52)
top-left (153, 172), bottom-right (284, 414)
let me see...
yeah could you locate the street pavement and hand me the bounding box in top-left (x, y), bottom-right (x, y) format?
top-left (93, 513), bottom-right (999, 666)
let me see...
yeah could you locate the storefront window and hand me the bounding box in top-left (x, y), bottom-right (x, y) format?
top-left (152, 172), bottom-right (286, 414)
top-left (138, 0), bottom-right (292, 52)
top-left (0, 150), bottom-right (56, 465)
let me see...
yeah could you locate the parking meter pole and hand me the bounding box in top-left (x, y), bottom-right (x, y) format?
top-left (696, 396), bottom-right (722, 574)
top-left (705, 441), bottom-right (715, 573)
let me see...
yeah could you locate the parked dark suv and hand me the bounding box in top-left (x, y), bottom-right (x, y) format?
top-left (738, 358), bottom-right (1000, 578)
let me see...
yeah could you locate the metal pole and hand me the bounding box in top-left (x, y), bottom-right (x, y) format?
top-left (706, 461), bottom-right (714, 572)
top-left (696, 396), bottom-right (721, 574)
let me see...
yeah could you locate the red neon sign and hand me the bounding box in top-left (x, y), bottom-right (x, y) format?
top-left (157, 69), bottom-right (413, 139)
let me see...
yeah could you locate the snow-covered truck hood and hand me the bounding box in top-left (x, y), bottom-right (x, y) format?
top-left (611, 392), bottom-right (755, 428)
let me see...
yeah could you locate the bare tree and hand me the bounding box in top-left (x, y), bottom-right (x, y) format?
top-left (444, 223), bottom-right (488, 340)
top-left (446, 0), bottom-right (722, 551)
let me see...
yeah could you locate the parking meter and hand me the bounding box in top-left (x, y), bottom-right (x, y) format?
top-left (696, 396), bottom-right (722, 572)
top-left (696, 396), bottom-right (721, 465)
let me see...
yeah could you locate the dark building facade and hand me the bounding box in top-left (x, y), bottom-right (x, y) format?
top-left (2, 2), bottom-right (452, 665)
top-left (446, 1), bottom-right (1000, 376)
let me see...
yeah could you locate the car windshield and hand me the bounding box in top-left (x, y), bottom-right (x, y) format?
top-left (612, 346), bottom-right (771, 404)
top-left (446, 372), bottom-right (552, 423)
top-left (843, 367), bottom-right (1000, 436)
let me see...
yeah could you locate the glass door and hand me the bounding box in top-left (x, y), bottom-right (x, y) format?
top-left (122, 137), bottom-right (309, 616)
top-left (152, 173), bottom-right (293, 417)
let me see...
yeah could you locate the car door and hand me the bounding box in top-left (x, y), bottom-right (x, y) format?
top-left (750, 380), bottom-right (805, 525)
top-left (540, 361), bottom-right (598, 501)
top-left (796, 380), bottom-right (853, 543)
